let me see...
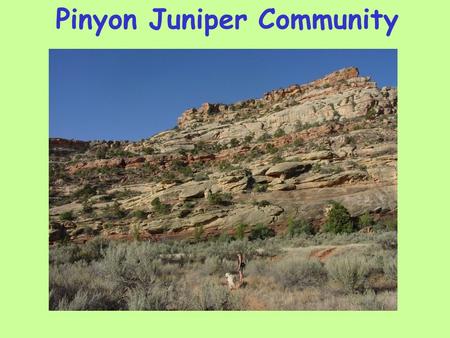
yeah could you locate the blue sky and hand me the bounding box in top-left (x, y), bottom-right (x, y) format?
top-left (50, 49), bottom-right (397, 141)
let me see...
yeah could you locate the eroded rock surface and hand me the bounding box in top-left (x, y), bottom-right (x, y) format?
top-left (49, 67), bottom-right (397, 243)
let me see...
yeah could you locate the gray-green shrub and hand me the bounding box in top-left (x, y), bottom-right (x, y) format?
top-left (273, 257), bottom-right (327, 290)
top-left (325, 255), bottom-right (369, 293)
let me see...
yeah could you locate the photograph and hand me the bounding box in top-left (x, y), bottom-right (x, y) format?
top-left (49, 49), bottom-right (397, 311)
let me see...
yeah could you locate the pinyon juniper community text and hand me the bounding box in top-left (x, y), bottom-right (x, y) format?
top-left (56, 7), bottom-right (399, 37)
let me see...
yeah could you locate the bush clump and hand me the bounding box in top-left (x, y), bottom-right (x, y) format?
top-left (73, 184), bottom-right (97, 201)
top-left (102, 201), bottom-right (127, 220)
top-left (207, 192), bottom-right (232, 206)
top-left (323, 202), bottom-right (354, 234)
top-left (273, 128), bottom-right (286, 138)
top-left (249, 223), bottom-right (275, 241)
top-left (274, 257), bottom-right (327, 290)
top-left (287, 218), bottom-right (314, 237)
top-left (59, 211), bottom-right (75, 221)
top-left (358, 212), bottom-right (375, 229)
top-left (151, 197), bottom-right (171, 215)
top-left (130, 209), bottom-right (148, 220)
top-left (234, 223), bottom-right (248, 240)
top-left (325, 255), bottom-right (369, 293)
top-left (193, 280), bottom-right (241, 310)
top-left (253, 183), bottom-right (268, 192)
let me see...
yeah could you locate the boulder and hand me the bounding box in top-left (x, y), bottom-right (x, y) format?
top-left (265, 162), bottom-right (309, 178)
top-left (178, 181), bottom-right (210, 200)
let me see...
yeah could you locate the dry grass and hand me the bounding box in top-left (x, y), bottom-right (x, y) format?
top-left (49, 231), bottom-right (397, 310)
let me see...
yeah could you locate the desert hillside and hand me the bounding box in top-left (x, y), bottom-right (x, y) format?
top-left (49, 67), bottom-right (397, 311)
top-left (49, 67), bottom-right (397, 243)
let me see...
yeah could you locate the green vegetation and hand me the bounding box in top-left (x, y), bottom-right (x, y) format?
top-left (73, 184), bottom-right (97, 201)
top-left (129, 224), bottom-right (142, 241)
top-left (274, 257), bottom-right (327, 290)
top-left (102, 202), bottom-right (127, 220)
top-left (142, 147), bottom-right (155, 155)
top-left (229, 138), bottom-right (240, 148)
top-left (130, 209), bottom-right (148, 220)
top-left (273, 128), bottom-right (286, 138)
top-left (252, 200), bottom-right (271, 208)
top-left (358, 212), bottom-right (374, 229)
top-left (257, 132), bottom-right (272, 143)
top-left (234, 223), bottom-right (248, 240)
top-left (193, 225), bottom-right (204, 242)
top-left (49, 229), bottom-right (397, 310)
top-left (253, 183), bottom-right (268, 193)
top-left (323, 201), bottom-right (354, 234)
top-left (151, 197), bottom-right (171, 215)
top-left (59, 211), bottom-right (75, 221)
top-left (325, 255), bottom-right (370, 293)
top-left (265, 143), bottom-right (278, 154)
top-left (287, 218), bottom-right (314, 237)
top-left (81, 201), bottom-right (94, 214)
top-left (271, 154), bottom-right (284, 164)
top-left (293, 138), bottom-right (304, 147)
top-left (366, 107), bottom-right (377, 120)
top-left (207, 192), bottom-right (232, 206)
top-left (243, 134), bottom-right (254, 144)
top-left (249, 223), bottom-right (275, 241)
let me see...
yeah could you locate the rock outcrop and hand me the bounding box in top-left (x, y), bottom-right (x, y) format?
top-left (49, 67), bottom-right (397, 243)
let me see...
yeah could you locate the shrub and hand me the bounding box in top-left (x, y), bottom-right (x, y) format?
top-left (252, 200), bottom-right (271, 208)
top-left (59, 211), bottom-right (75, 221)
top-left (253, 183), bottom-right (268, 192)
top-left (101, 244), bottom-right (168, 290)
top-left (265, 143), bottom-right (278, 154)
top-left (81, 201), bottom-right (94, 214)
top-left (383, 254), bottom-right (397, 282)
top-left (207, 192), bottom-right (232, 206)
top-left (193, 225), bottom-right (204, 242)
top-left (95, 147), bottom-right (108, 159)
top-left (358, 212), bottom-right (374, 229)
top-left (151, 197), bottom-right (171, 215)
top-left (193, 173), bottom-right (209, 181)
top-left (249, 223), bottom-right (275, 241)
top-left (102, 201), bottom-right (127, 220)
top-left (257, 132), bottom-right (272, 143)
top-left (177, 165), bottom-right (193, 177)
top-left (376, 231), bottom-right (397, 250)
top-left (218, 161), bottom-right (234, 172)
top-left (161, 170), bottom-right (177, 183)
top-left (126, 286), bottom-right (171, 310)
top-left (129, 224), bottom-right (142, 241)
top-left (271, 154), bottom-right (284, 164)
top-left (293, 138), bottom-right (304, 147)
top-left (244, 134), bottom-right (254, 144)
top-left (73, 184), bottom-right (97, 201)
top-left (229, 138), bottom-right (240, 148)
top-left (273, 257), bottom-right (327, 290)
top-left (323, 202), bottom-right (354, 234)
top-left (287, 218), bottom-right (314, 237)
top-left (142, 147), bottom-right (155, 155)
top-left (273, 128), bottom-right (286, 138)
top-left (246, 259), bottom-right (269, 277)
top-left (131, 209), bottom-right (148, 220)
top-left (366, 107), bottom-right (377, 120)
top-left (234, 223), bottom-right (248, 240)
top-left (325, 255), bottom-right (369, 293)
top-left (384, 217), bottom-right (397, 231)
top-left (193, 280), bottom-right (241, 310)
top-left (200, 256), bottom-right (235, 276)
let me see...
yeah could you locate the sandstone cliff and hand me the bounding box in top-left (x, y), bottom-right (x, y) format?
top-left (49, 67), bottom-right (397, 243)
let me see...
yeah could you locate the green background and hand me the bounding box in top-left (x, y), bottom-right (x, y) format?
top-left (1, 0), bottom-right (449, 337)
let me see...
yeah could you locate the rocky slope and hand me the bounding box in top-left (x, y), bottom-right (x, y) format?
top-left (49, 67), bottom-right (397, 243)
